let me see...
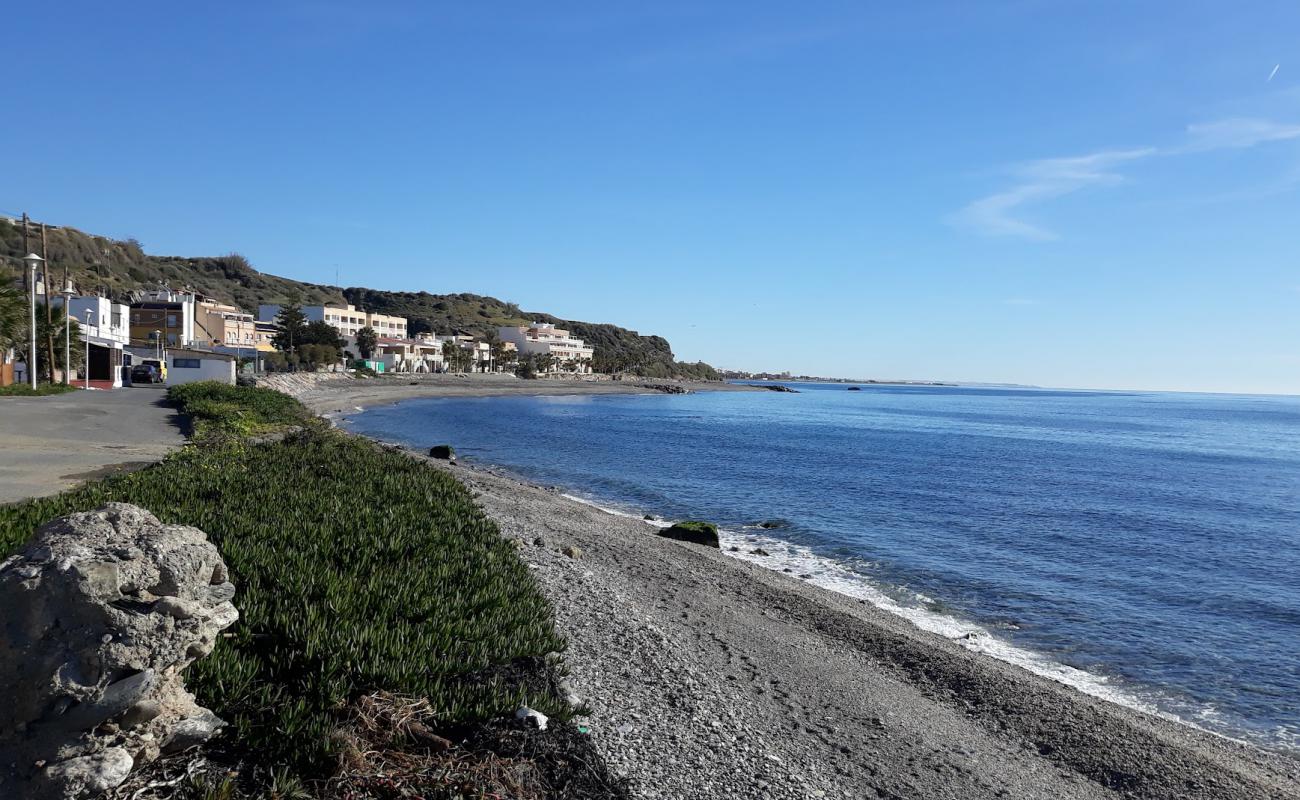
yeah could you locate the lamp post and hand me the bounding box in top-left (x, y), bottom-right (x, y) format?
top-left (83, 309), bottom-right (92, 389)
top-left (23, 253), bottom-right (43, 389)
top-left (61, 280), bottom-right (74, 385)
top-left (153, 330), bottom-right (161, 361)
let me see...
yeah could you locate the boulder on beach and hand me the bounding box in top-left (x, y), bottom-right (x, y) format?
top-left (0, 503), bottom-right (238, 799)
top-left (658, 520), bottom-right (720, 548)
top-left (428, 444), bottom-right (456, 460)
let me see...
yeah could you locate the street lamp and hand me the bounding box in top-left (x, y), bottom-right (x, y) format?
top-left (61, 280), bottom-right (74, 386)
top-left (83, 309), bottom-right (92, 390)
top-left (23, 253), bottom-right (43, 389)
top-left (152, 330), bottom-right (161, 361)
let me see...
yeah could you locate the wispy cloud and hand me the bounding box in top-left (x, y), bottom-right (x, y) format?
top-left (1179, 117), bottom-right (1300, 152)
top-left (951, 148), bottom-right (1153, 241)
top-left (954, 117), bottom-right (1300, 240)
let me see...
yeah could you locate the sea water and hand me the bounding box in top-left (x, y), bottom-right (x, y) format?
top-left (342, 384), bottom-right (1300, 752)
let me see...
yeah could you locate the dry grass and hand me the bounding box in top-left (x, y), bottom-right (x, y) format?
top-left (322, 692), bottom-right (547, 800)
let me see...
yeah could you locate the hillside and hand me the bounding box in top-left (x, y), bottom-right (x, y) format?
top-left (0, 218), bottom-right (717, 378)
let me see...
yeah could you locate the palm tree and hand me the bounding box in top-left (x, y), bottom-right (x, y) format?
top-left (489, 341), bottom-right (514, 373)
top-left (0, 284), bottom-right (26, 357)
top-left (354, 326), bottom-right (378, 360)
top-left (441, 340), bottom-right (460, 374)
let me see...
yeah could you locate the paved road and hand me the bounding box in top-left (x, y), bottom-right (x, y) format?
top-left (0, 386), bottom-right (184, 504)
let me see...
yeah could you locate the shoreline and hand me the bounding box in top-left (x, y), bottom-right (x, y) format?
top-left (256, 372), bottom-right (762, 416)
top-left (338, 419), bottom-right (1300, 798)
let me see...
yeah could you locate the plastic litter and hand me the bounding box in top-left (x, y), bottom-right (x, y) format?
top-left (514, 706), bottom-right (549, 730)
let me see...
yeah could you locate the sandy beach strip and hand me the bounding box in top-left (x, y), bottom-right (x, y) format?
top-left (405, 453), bottom-right (1299, 800)
top-left (258, 372), bottom-right (762, 415)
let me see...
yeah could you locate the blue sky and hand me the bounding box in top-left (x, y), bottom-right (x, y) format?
top-left (4, 1), bottom-right (1298, 393)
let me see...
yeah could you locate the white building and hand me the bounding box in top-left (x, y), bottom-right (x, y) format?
top-left (497, 323), bottom-right (594, 373)
top-left (51, 294), bottom-right (131, 388)
top-left (375, 336), bottom-right (445, 374)
top-left (164, 348), bottom-right (237, 386)
top-left (257, 304), bottom-right (408, 343)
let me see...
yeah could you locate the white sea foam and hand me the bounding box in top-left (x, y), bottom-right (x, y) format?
top-left (558, 491), bottom-right (1174, 719)
top-left (556, 490), bottom-right (1300, 752)
top-left (720, 527), bottom-right (1176, 718)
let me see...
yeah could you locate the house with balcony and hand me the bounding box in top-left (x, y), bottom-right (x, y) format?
top-left (374, 335), bottom-right (445, 374)
top-left (129, 289), bottom-right (198, 350)
top-left (194, 298), bottom-right (262, 357)
top-left (496, 323), bottom-right (594, 373)
top-left (431, 334), bottom-right (496, 373)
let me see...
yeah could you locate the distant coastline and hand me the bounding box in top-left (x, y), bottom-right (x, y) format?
top-left (733, 376), bottom-right (958, 387)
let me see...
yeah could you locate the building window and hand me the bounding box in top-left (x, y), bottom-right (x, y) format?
top-left (167, 314), bottom-right (179, 327)
top-left (174, 358), bottom-right (201, 368)
top-left (166, 333), bottom-right (178, 345)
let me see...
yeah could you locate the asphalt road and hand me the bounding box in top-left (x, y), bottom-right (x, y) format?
top-left (0, 386), bottom-right (184, 504)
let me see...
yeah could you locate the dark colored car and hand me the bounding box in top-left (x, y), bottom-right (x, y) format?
top-left (130, 364), bottom-right (161, 384)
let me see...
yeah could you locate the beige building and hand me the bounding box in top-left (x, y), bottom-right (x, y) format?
top-left (257, 304), bottom-right (407, 341)
top-left (194, 299), bottom-right (259, 350)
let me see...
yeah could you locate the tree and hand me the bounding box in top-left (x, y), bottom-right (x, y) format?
top-left (0, 284), bottom-right (26, 360)
top-left (302, 320), bottom-right (345, 348)
top-left (354, 326), bottom-right (378, 360)
top-left (296, 343), bottom-right (340, 371)
top-left (515, 351), bottom-right (556, 379)
top-left (441, 340), bottom-right (472, 373)
top-left (34, 303), bottom-right (82, 380)
top-left (271, 303), bottom-right (308, 354)
top-left (489, 341), bottom-right (515, 373)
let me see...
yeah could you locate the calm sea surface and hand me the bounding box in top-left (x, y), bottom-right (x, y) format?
top-left (343, 384), bottom-right (1300, 751)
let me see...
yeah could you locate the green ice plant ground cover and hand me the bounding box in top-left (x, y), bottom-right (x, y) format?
top-left (0, 382), bottom-right (568, 777)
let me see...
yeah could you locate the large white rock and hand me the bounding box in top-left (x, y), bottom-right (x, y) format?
top-left (0, 503), bottom-right (238, 798)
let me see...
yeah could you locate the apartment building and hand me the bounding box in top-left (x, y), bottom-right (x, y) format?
top-left (129, 289), bottom-right (197, 348)
top-left (496, 323), bottom-right (594, 373)
top-left (257, 304), bottom-right (408, 341)
top-left (194, 299), bottom-right (260, 351)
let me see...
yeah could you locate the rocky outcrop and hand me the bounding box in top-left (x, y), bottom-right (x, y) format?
top-left (658, 521), bottom-right (720, 548)
top-left (429, 444), bottom-right (456, 460)
top-left (636, 383), bottom-right (691, 394)
top-left (0, 504), bottom-right (238, 799)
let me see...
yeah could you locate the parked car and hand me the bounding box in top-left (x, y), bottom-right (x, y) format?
top-left (141, 358), bottom-right (167, 382)
top-left (130, 364), bottom-right (161, 384)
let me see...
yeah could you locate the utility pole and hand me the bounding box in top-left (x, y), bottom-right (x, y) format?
top-left (22, 214), bottom-right (33, 387)
top-left (41, 224), bottom-right (56, 383)
top-left (63, 264), bottom-right (72, 385)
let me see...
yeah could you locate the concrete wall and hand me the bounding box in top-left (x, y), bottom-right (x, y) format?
top-left (165, 353), bottom-right (236, 386)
